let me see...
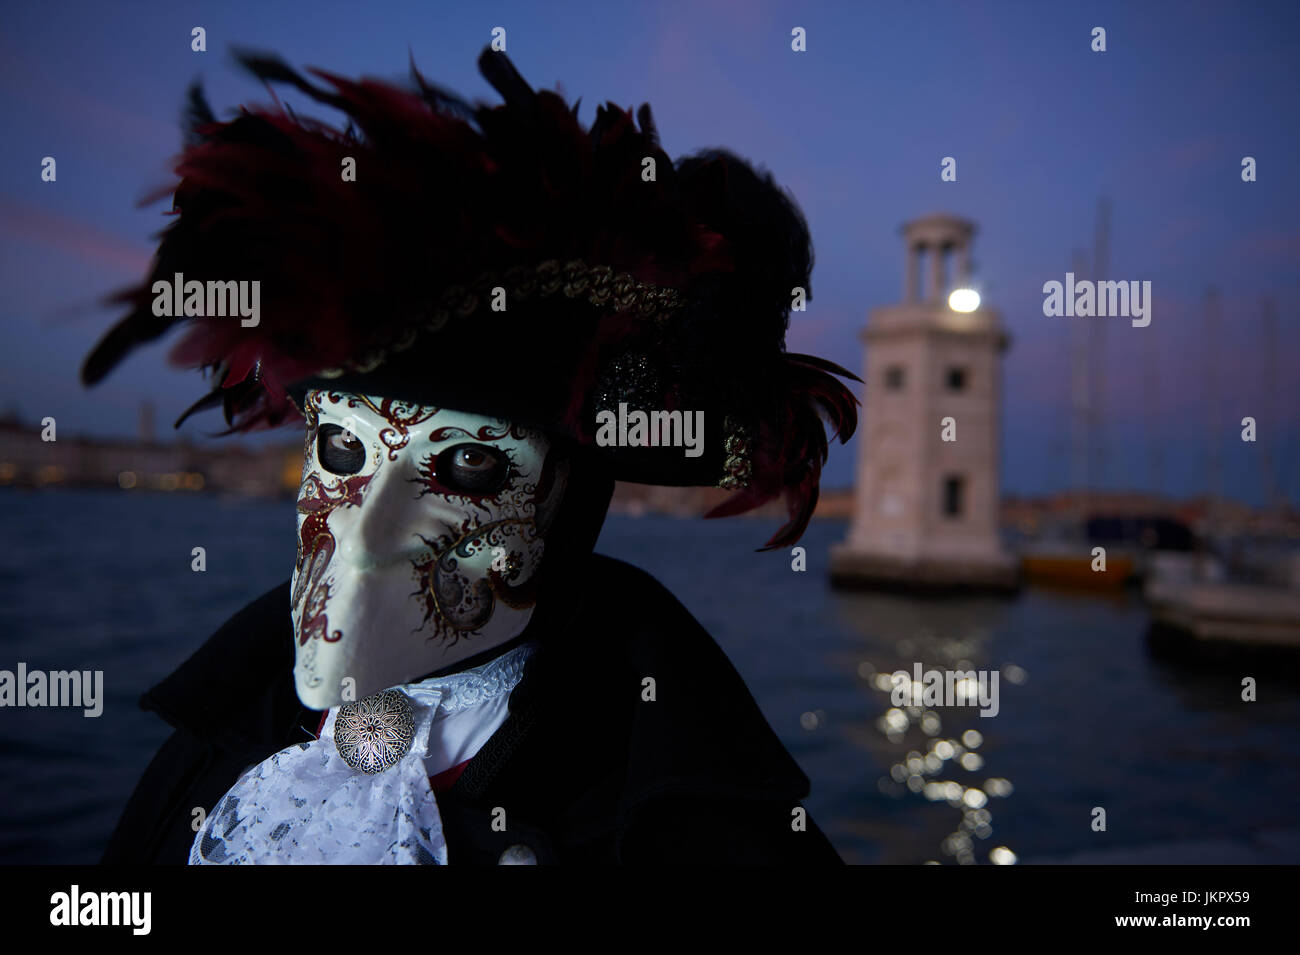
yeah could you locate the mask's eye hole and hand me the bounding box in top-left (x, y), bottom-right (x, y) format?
top-left (317, 424), bottom-right (367, 475)
top-left (435, 443), bottom-right (510, 494)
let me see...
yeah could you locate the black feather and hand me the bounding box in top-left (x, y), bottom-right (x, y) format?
top-left (409, 53), bottom-right (478, 123)
top-left (81, 311), bottom-right (177, 386)
top-left (172, 386), bottom-right (226, 428)
top-left (232, 49), bottom-right (346, 110)
top-left (477, 48), bottom-right (536, 110)
top-left (181, 82), bottom-right (216, 149)
top-left (636, 103), bottom-right (658, 145)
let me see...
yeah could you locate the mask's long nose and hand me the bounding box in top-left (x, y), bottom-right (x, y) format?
top-left (336, 460), bottom-right (435, 569)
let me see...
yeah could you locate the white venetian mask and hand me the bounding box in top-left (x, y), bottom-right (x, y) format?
top-left (289, 390), bottom-right (569, 709)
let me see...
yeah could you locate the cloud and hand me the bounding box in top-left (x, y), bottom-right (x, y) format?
top-left (1163, 136), bottom-right (1224, 172)
top-left (1235, 229), bottom-right (1300, 265)
top-left (0, 197), bottom-right (152, 275)
top-left (0, 43), bottom-right (178, 154)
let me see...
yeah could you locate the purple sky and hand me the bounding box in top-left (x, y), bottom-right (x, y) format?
top-left (2, 0), bottom-right (1297, 506)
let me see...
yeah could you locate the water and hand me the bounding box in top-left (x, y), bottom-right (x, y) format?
top-left (2, 488), bottom-right (1298, 864)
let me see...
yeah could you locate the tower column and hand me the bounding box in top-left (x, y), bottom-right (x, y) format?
top-left (956, 243), bottom-right (971, 287)
top-left (927, 241), bottom-right (943, 302)
top-left (903, 242), bottom-right (919, 301)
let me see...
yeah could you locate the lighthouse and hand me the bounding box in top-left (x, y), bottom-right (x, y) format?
top-left (830, 213), bottom-right (1017, 591)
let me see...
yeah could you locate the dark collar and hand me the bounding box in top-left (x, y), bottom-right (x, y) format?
top-left (142, 579), bottom-right (307, 750)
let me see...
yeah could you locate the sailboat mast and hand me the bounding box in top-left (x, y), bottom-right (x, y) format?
top-left (1070, 248), bottom-right (1091, 522)
top-left (1090, 198), bottom-right (1111, 491)
top-left (1260, 297), bottom-right (1278, 511)
top-left (1205, 287), bottom-right (1222, 533)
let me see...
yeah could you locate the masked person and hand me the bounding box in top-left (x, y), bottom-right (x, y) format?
top-left (85, 49), bottom-right (858, 865)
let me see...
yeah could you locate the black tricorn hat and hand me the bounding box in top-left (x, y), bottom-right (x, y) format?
top-left (82, 48), bottom-right (858, 549)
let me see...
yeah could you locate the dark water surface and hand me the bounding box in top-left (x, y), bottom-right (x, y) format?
top-left (2, 488), bottom-right (1298, 864)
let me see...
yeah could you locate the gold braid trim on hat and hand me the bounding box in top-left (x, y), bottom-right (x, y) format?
top-left (717, 416), bottom-right (753, 491)
top-left (316, 259), bottom-right (686, 379)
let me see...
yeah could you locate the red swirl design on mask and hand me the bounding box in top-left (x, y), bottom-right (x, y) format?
top-left (427, 422), bottom-right (533, 443)
top-left (293, 471), bottom-right (373, 645)
top-left (344, 395), bottom-right (441, 460)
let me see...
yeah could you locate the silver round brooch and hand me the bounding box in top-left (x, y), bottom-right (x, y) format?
top-left (334, 689), bottom-right (415, 774)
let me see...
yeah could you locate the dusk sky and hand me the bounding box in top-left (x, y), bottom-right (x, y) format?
top-left (2, 0), bottom-right (1297, 506)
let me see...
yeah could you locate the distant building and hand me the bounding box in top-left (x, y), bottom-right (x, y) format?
top-left (0, 411), bottom-right (299, 498)
top-left (831, 214), bottom-right (1017, 590)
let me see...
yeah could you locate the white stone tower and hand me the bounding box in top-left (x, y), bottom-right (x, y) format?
top-left (830, 213), bottom-right (1017, 590)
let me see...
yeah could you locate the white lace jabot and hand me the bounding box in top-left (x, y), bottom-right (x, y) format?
top-left (189, 639), bottom-right (536, 865)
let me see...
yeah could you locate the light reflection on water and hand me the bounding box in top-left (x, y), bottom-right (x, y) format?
top-left (834, 590), bottom-right (1019, 863)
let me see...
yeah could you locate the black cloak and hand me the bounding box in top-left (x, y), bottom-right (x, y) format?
top-left (102, 555), bottom-right (842, 865)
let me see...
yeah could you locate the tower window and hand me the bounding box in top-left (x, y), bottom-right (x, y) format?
top-left (942, 475), bottom-right (965, 517)
top-left (884, 365), bottom-right (906, 391)
top-left (946, 367), bottom-right (968, 391)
